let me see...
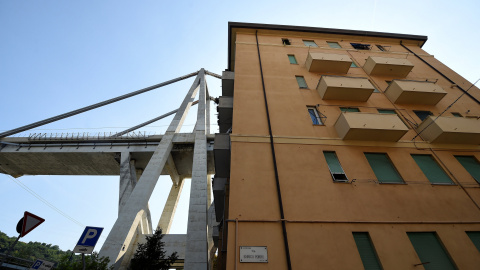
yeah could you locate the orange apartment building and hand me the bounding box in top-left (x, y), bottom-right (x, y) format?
top-left (212, 22), bottom-right (480, 270)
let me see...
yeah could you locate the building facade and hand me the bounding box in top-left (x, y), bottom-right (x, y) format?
top-left (213, 22), bottom-right (480, 269)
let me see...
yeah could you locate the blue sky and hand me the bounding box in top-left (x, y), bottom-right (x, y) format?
top-left (1, 0), bottom-right (479, 253)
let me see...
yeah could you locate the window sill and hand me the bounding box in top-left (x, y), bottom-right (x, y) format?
top-left (378, 181), bottom-right (407, 185)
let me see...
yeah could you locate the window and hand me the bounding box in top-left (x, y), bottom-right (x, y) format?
top-left (376, 45), bottom-right (386, 51)
top-left (377, 109), bottom-right (396, 114)
top-left (455, 156), bottom-right (480, 183)
top-left (407, 232), bottom-right (456, 270)
top-left (282, 38), bottom-right (291, 45)
top-left (327, 41), bottom-right (341, 48)
top-left (303, 40), bottom-right (318, 47)
top-left (296, 76), bottom-right (308, 89)
top-left (340, 107), bottom-right (360, 112)
top-left (287, 55), bottom-right (297, 64)
top-left (351, 43), bottom-right (371, 50)
top-left (411, 155), bottom-right (453, 184)
top-left (323, 151), bottom-right (348, 182)
top-left (307, 107), bottom-right (323, 125)
top-left (414, 110), bottom-right (433, 121)
top-left (365, 153), bottom-right (404, 183)
top-left (451, 112), bottom-right (462, 117)
top-left (385, 80), bottom-right (392, 85)
top-left (467, 232), bottom-right (480, 253)
top-left (353, 232), bottom-right (383, 270)
top-left (350, 61), bottom-right (358, 68)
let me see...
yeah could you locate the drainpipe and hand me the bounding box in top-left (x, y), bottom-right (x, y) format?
top-left (255, 30), bottom-right (293, 270)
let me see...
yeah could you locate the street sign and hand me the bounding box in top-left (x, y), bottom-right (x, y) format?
top-left (73, 226), bottom-right (103, 254)
top-left (21, 212), bottom-right (45, 237)
top-left (30, 259), bottom-right (54, 270)
top-left (239, 246), bottom-right (268, 263)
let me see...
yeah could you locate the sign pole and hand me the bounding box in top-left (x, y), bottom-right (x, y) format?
top-left (0, 234), bottom-right (21, 268)
top-left (82, 253), bottom-right (86, 270)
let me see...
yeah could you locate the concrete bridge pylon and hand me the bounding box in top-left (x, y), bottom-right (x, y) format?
top-left (0, 68), bottom-right (221, 270)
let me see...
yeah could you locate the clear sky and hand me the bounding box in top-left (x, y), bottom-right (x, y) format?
top-left (1, 0), bottom-right (479, 253)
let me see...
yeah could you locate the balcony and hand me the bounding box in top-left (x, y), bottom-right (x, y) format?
top-left (222, 71), bottom-right (234, 97)
top-left (306, 52), bottom-right (352, 74)
top-left (217, 96), bottom-right (233, 133)
top-left (335, 112), bottom-right (409, 141)
top-left (416, 116), bottom-right (480, 144)
top-left (317, 76), bottom-right (375, 102)
top-left (364, 56), bottom-right (414, 77)
top-left (385, 80), bottom-right (447, 105)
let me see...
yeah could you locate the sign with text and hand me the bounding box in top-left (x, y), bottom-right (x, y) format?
top-left (73, 226), bottom-right (103, 254)
top-left (239, 246), bottom-right (268, 263)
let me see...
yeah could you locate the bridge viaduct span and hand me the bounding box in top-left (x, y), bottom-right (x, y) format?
top-left (0, 68), bottom-right (228, 270)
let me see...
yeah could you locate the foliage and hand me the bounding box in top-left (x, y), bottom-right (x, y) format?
top-left (0, 230), bottom-right (66, 263)
top-left (56, 252), bottom-right (113, 270)
top-left (129, 229), bottom-right (177, 270)
top-left (0, 230), bottom-right (112, 269)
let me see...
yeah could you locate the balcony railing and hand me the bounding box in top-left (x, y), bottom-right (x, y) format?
top-left (364, 56), bottom-right (414, 77)
top-left (306, 52), bottom-right (352, 74)
top-left (335, 112), bottom-right (409, 141)
top-left (416, 116), bottom-right (480, 144)
top-left (317, 76), bottom-right (375, 102)
top-left (385, 80), bottom-right (447, 105)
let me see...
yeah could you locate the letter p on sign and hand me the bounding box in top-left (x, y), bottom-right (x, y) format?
top-left (81, 229), bottom-right (98, 244)
top-left (73, 226), bottom-right (103, 254)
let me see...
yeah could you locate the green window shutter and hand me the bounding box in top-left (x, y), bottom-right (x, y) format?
top-left (323, 151), bottom-right (348, 182)
top-left (327, 41), bottom-right (341, 48)
top-left (364, 153), bottom-right (403, 183)
top-left (467, 232), bottom-right (480, 253)
top-left (324, 152), bottom-right (344, 173)
top-left (340, 107), bottom-right (360, 112)
top-left (455, 156), bottom-right (480, 183)
top-left (303, 40), bottom-right (318, 47)
top-left (288, 55), bottom-right (297, 64)
top-left (411, 155), bottom-right (453, 184)
top-left (377, 109), bottom-right (396, 114)
top-left (407, 232), bottom-right (456, 270)
top-left (353, 232), bottom-right (382, 270)
top-left (296, 76), bottom-right (308, 88)
top-left (350, 62), bottom-right (358, 67)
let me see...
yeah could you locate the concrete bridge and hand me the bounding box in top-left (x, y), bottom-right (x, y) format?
top-left (0, 68), bottom-right (233, 269)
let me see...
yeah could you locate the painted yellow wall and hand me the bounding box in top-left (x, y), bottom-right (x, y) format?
top-left (224, 28), bottom-right (480, 270)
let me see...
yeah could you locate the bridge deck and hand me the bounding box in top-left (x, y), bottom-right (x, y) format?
top-left (0, 133), bottom-right (215, 178)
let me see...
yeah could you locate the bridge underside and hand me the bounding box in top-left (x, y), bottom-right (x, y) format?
top-left (0, 134), bottom-right (215, 178)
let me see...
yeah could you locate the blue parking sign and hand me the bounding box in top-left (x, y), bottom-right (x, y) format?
top-left (31, 260), bottom-right (43, 269)
top-left (73, 226), bottom-right (103, 254)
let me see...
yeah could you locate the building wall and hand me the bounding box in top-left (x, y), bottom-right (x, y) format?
top-left (224, 28), bottom-right (480, 270)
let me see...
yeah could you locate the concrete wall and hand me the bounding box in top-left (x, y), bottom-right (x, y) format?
top-left (223, 28), bottom-right (480, 270)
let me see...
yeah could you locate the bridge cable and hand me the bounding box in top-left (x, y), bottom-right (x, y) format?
top-left (0, 71), bottom-right (200, 138)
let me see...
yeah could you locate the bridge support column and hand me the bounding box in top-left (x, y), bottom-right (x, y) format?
top-left (184, 69), bottom-right (209, 270)
top-left (99, 73), bottom-right (202, 269)
top-left (157, 178), bottom-right (184, 233)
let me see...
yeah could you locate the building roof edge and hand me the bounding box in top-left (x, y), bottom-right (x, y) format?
top-left (227, 22), bottom-right (428, 71)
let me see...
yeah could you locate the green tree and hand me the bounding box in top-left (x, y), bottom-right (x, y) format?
top-left (129, 229), bottom-right (177, 270)
top-left (56, 252), bottom-right (113, 270)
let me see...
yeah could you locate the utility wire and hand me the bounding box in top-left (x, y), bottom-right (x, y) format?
top-left (7, 175), bottom-right (85, 228)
